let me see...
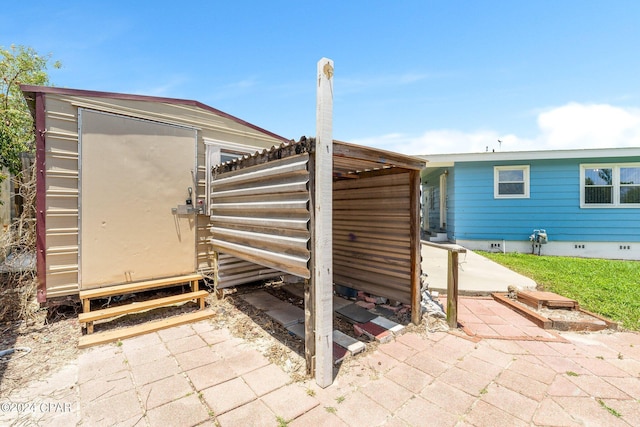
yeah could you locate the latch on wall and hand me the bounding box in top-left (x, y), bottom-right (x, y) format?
top-left (171, 187), bottom-right (205, 215)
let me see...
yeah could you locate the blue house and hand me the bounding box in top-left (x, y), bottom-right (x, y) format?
top-left (419, 147), bottom-right (640, 260)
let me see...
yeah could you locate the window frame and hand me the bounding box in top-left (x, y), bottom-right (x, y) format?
top-left (205, 139), bottom-right (257, 215)
top-left (493, 165), bottom-right (530, 199)
top-left (580, 163), bottom-right (640, 208)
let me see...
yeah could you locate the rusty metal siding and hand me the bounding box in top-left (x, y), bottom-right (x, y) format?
top-left (210, 153), bottom-right (311, 279)
top-left (333, 172), bottom-right (413, 304)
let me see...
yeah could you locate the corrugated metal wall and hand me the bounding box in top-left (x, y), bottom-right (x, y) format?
top-left (333, 172), bottom-right (413, 304)
top-left (216, 253), bottom-right (282, 288)
top-left (210, 153), bottom-right (311, 279)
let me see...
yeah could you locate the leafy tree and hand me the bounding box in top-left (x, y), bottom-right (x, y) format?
top-left (1, 45), bottom-right (61, 181)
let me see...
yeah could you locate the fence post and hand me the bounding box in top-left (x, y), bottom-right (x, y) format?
top-left (447, 250), bottom-right (460, 328)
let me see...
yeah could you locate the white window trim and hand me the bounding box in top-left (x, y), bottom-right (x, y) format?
top-left (580, 163), bottom-right (640, 208)
top-left (205, 139), bottom-right (257, 215)
top-left (494, 165), bottom-right (530, 199)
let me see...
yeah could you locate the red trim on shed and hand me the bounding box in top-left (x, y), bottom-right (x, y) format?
top-left (35, 92), bottom-right (47, 302)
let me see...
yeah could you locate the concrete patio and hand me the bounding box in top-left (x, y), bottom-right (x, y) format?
top-left (2, 297), bottom-right (639, 426)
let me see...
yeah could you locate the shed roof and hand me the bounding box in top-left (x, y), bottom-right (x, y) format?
top-left (214, 137), bottom-right (426, 177)
top-left (20, 85), bottom-right (289, 144)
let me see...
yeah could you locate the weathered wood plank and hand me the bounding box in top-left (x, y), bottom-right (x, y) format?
top-left (79, 274), bottom-right (203, 300)
top-left (78, 310), bottom-right (214, 349)
top-left (314, 57), bottom-right (334, 388)
top-left (79, 291), bottom-right (208, 323)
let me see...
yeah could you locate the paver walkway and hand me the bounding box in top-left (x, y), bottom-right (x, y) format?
top-left (2, 299), bottom-right (640, 426)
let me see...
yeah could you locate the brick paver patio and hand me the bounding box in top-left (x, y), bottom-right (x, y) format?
top-left (2, 298), bottom-right (639, 426)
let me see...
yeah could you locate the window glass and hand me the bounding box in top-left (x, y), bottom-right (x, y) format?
top-left (495, 165), bottom-right (529, 198)
top-left (620, 167), bottom-right (640, 204)
top-left (498, 182), bottom-right (525, 195)
top-left (584, 168), bottom-right (612, 185)
top-left (498, 169), bottom-right (524, 182)
top-left (581, 164), bottom-right (640, 207)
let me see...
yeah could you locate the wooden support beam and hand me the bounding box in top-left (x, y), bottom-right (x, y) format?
top-left (314, 57), bottom-right (334, 388)
top-left (410, 170), bottom-right (422, 325)
top-left (447, 251), bottom-right (459, 328)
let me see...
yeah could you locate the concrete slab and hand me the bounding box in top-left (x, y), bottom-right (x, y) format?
top-left (421, 242), bottom-right (537, 294)
top-left (266, 305), bottom-right (305, 328)
top-left (240, 290), bottom-right (291, 311)
top-left (355, 322), bottom-right (393, 344)
top-left (286, 322), bottom-right (305, 339)
top-left (336, 303), bottom-right (377, 324)
top-left (333, 330), bottom-right (366, 354)
top-left (333, 295), bottom-right (353, 310)
top-left (371, 316), bottom-right (405, 335)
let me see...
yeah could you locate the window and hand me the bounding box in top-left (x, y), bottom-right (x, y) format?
top-left (205, 139), bottom-right (257, 215)
top-left (494, 165), bottom-right (530, 198)
top-left (581, 163), bottom-right (640, 207)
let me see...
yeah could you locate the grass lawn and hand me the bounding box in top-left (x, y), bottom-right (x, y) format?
top-left (478, 252), bottom-right (640, 331)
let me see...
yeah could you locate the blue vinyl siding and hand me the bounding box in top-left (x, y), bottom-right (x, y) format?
top-left (451, 156), bottom-right (640, 242)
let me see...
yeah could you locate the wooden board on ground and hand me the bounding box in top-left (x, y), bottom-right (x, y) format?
top-left (518, 290), bottom-right (579, 310)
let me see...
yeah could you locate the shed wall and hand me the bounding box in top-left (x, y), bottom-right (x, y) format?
top-left (40, 93), bottom-right (282, 298)
top-left (210, 153), bottom-right (312, 279)
top-left (333, 172), bottom-right (413, 304)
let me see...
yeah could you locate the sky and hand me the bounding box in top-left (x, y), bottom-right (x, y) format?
top-left (3, 1), bottom-right (640, 155)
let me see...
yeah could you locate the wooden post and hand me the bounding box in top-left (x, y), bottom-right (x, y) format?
top-left (314, 57), bottom-right (334, 388)
top-left (409, 170), bottom-right (422, 325)
top-left (447, 250), bottom-right (459, 328)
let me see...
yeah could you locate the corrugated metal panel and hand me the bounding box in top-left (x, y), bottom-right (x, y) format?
top-left (333, 172), bottom-right (414, 304)
top-left (216, 253), bottom-right (282, 288)
top-left (210, 153), bottom-right (311, 278)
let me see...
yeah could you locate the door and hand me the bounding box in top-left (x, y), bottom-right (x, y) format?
top-left (439, 173), bottom-right (447, 230)
top-left (79, 110), bottom-right (197, 289)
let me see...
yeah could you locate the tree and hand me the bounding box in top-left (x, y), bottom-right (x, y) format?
top-left (1, 45), bottom-right (61, 181)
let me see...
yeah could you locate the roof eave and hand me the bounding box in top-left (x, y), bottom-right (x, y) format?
top-left (19, 84), bottom-right (290, 143)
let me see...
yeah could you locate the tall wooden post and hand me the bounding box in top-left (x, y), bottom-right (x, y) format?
top-left (447, 250), bottom-right (459, 328)
top-left (314, 57), bottom-right (334, 387)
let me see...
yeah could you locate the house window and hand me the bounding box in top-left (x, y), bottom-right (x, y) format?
top-left (581, 163), bottom-right (640, 207)
top-left (494, 165), bottom-right (530, 198)
top-left (205, 139), bottom-right (257, 215)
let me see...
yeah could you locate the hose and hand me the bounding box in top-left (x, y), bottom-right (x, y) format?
top-left (0, 347), bottom-right (32, 359)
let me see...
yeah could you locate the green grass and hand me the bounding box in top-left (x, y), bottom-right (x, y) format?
top-left (478, 252), bottom-right (640, 331)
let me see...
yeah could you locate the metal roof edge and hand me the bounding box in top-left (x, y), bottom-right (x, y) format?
top-left (20, 84), bottom-right (290, 143)
top-left (418, 146), bottom-right (640, 166)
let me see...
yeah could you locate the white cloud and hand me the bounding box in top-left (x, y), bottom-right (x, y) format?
top-left (537, 103), bottom-right (640, 149)
top-left (352, 103), bottom-right (640, 155)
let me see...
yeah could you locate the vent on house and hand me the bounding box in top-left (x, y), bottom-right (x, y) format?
top-left (619, 245), bottom-right (631, 250)
top-left (489, 243), bottom-right (501, 249)
top-left (574, 244), bottom-right (585, 249)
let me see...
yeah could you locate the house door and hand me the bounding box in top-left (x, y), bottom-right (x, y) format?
top-left (79, 110), bottom-right (198, 289)
top-left (439, 173), bottom-right (447, 230)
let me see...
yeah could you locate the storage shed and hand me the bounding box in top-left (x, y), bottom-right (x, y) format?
top-left (22, 84), bottom-right (425, 385)
top-left (21, 85), bottom-right (288, 302)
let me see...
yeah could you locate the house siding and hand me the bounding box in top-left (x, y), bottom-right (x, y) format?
top-left (452, 156), bottom-right (640, 243)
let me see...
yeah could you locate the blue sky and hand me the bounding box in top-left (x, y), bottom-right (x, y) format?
top-left (4, 1), bottom-right (640, 154)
